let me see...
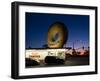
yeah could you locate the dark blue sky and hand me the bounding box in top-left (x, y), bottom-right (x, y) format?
top-left (25, 12), bottom-right (89, 49)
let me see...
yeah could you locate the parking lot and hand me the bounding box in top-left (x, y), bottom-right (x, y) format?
top-left (26, 56), bottom-right (89, 68)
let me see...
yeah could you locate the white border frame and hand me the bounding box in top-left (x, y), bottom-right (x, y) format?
top-left (18, 5), bottom-right (96, 76)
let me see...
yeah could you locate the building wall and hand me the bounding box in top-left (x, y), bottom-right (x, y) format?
top-left (26, 49), bottom-right (67, 60)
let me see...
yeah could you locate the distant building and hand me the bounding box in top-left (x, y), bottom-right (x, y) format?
top-left (65, 47), bottom-right (89, 55)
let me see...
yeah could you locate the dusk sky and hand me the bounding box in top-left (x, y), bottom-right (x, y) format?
top-left (25, 12), bottom-right (89, 49)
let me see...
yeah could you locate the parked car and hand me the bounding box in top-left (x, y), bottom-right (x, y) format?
top-left (25, 58), bottom-right (40, 67)
top-left (45, 56), bottom-right (65, 65)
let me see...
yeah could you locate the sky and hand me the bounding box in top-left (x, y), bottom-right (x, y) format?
top-left (25, 12), bottom-right (89, 49)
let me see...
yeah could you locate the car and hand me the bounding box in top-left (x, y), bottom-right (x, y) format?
top-left (25, 58), bottom-right (40, 67)
top-left (45, 56), bottom-right (65, 65)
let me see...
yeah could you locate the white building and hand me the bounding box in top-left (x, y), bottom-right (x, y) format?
top-left (26, 49), bottom-right (67, 62)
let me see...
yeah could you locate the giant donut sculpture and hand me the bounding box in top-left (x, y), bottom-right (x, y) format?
top-left (47, 22), bottom-right (68, 48)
